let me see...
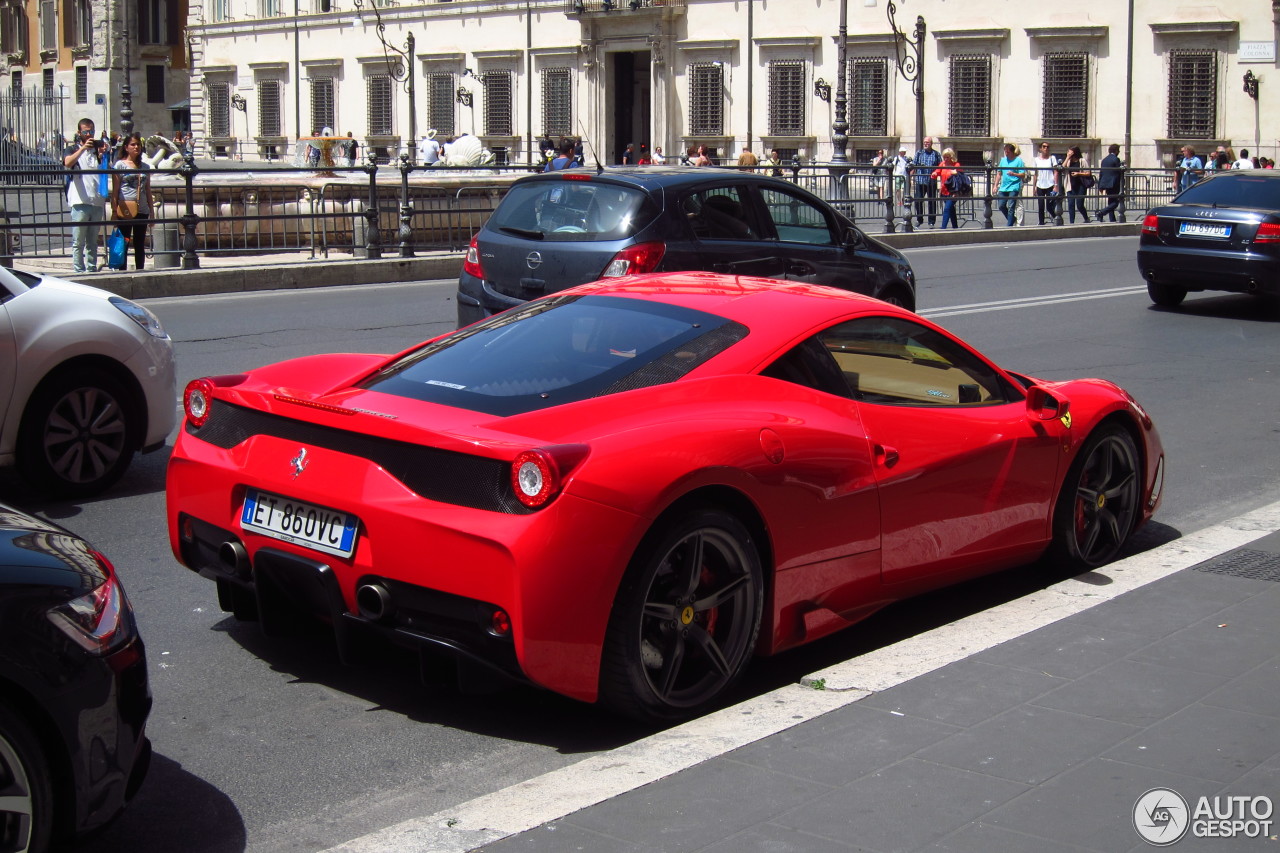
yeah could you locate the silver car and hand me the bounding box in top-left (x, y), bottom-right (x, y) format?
top-left (0, 268), bottom-right (177, 497)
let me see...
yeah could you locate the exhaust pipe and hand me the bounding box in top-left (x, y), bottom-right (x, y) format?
top-left (356, 583), bottom-right (394, 623)
top-left (219, 541), bottom-right (249, 576)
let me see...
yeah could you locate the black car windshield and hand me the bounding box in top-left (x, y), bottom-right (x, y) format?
top-left (362, 294), bottom-right (747, 416)
top-left (487, 179), bottom-right (652, 242)
top-left (1176, 174), bottom-right (1280, 209)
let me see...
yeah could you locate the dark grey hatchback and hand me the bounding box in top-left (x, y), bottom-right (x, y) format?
top-left (1138, 169), bottom-right (1280, 307)
top-left (457, 166), bottom-right (917, 327)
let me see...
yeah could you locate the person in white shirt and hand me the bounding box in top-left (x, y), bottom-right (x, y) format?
top-left (1234, 148), bottom-right (1255, 170)
top-left (62, 117), bottom-right (107, 273)
top-left (892, 147), bottom-right (910, 208)
top-left (418, 129), bottom-right (441, 165)
top-left (1031, 142), bottom-right (1060, 225)
top-left (651, 146), bottom-right (666, 165)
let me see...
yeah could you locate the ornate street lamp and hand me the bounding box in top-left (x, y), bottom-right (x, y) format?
top-left (828, 0), bottom-right (849, 165)
top-left (352, 0), bottom-right (416, 162)
top-left (120, 22), bottom-right (134, 137)
top-left (887, 0), bottom-right (925, 157)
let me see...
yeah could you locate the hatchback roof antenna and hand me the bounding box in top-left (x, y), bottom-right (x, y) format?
top-left (576, 121), bottom-right (604, 174)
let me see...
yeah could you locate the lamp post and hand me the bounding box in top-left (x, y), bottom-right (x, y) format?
top-left (886, 0), bottom-right (925, 157)
top-left (829, 0), bottom-right (849, 166)
top-left (119, 22), bottom-right (133, 137)
top-left (352, 0), bottom-right (416, 163)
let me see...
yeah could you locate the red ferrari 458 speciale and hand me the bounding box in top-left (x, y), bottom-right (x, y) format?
top-left (167, 273), bottom-right (1164, 722)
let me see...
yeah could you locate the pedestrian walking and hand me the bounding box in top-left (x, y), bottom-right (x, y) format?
top-left (932, 148), bottom-right (962, 230)
top-left (995, 143), bottom-right (1026, 227)
top-left (1175, 146), bottom-right (1203, 192)
top-left (1097, 143), bottom-right (1124, 222)
top-left (911, 136), bottom-right (942, 227)
top-left (62, 117), bottom-right (108, 273)
top-left (891, 147), bottom-right (910, 209)
top-left (1063, 146), bottom-right (1093, 224)
top-left (111, 132), bottom-right (152, 271)
top-left (1032, 142), bottom-right (1060, 224)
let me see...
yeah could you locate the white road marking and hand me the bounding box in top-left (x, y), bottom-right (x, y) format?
top-left (921, 285), bottom-right (1149, 318)
top-left (322, 498), bottom-right (1280, 853)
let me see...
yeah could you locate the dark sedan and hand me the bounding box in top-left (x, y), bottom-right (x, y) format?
top-left (457, 166), bottom-right (917, 327)
top-left (1138, 169), bottom-right (1280, 307)
top-left (0, 504), bottom-right (151, 853)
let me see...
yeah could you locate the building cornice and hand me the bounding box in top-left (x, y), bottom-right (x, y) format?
top-left (1025, 26), bottom-right (1108, 41)
top-left (1149, 21), bottom-right (1238, 35)
top-left (755, 37), bottom-right (821, 49)
top-left (933, 28), bottom-right (1010, 43)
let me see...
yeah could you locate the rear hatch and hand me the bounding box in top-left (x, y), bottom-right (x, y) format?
top-left (477, 176), bottom-right (658, 300)
top-left (1147, 174), bottom-right (1280, 252)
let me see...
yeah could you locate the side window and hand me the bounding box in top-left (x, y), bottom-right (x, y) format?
top-left (759, 187), bottom-right (837, 246)
top-left (820, 316), bottom-right (1015, 406)
top-left (681, 186), bottom-right (756, 241)
top-left (760, 337), bottom-right (851, 398)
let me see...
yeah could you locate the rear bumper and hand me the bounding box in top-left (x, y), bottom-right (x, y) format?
top-left (457, 271), bottom-right (527, 327)
top-left (1137, 245), bottom-right (1280, 295)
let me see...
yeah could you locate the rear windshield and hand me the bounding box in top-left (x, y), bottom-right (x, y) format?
top-left (1175, 174), bottom-right (1280, 209)
top-left (362, 295), bottom-right (747, 416)
top-left (487, 179), bottom-right (653, 242)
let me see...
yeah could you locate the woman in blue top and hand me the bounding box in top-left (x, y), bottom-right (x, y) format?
top-left (996, 143), bottom-right (1026, 227)
top-left (111, 132), bottom-right (152, 270)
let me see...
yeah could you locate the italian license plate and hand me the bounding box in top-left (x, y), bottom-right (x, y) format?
top-left (240, 488), bottom-right (359, 558)
top-left (1178, 221), bottom-right (1231, 239)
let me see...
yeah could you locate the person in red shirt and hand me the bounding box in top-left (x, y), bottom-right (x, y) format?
top-left (931, 148), bottom-right (961, 229)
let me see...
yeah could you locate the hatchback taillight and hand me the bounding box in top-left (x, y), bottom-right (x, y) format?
top-left (1141, 214), bottom-right (1159, 234)
top-left (463, 234), bottom-right (485, 278)
top-left (48, 551), bottom-right (134, 655)
top-left (601, 241), bottom-right (666, 278)
top-left (1254, 222), bottom-right (1280, 243)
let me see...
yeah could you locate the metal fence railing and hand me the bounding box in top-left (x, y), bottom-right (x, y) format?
top-left (0, 155), bottom-right (1186, 270)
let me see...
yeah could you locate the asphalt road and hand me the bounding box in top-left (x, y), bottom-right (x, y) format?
top-left (4, 235), bottom-right (1278, 853)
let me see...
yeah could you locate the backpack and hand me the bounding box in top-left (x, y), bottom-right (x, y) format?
top-left (945, 169), bottom-right (973, 197)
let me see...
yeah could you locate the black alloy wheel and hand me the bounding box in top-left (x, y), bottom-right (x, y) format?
top-left (18, 368), bottom-right (136, 498)
top-left (877, 284), bottom-right (915, 311)
top-left (0, 703), bottom-right (54, 853)
top-left (601, 509), bottom-right (763, 723)
top-left (1050, 424), bottom-right (1141, 569)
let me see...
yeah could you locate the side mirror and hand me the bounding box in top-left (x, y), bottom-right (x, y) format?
top-left (844, 227), bottom-right (866, 250)
top-left (1026, 385), bottom-right (1070, 421)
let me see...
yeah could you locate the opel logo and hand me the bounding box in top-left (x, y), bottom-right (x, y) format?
top-left (290, 448), bottom-right (309, 479)
top-left (526, 251), bottom-right (543, 270)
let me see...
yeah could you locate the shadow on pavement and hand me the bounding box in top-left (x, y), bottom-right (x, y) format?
top-left (70, 753), bottom-right (247, 853)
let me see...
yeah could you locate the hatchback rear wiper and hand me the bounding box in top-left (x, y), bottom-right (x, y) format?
top-left (499, 226), bottom-right (545, 240)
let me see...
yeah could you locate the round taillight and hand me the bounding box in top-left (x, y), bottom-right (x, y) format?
top-left (184, 378), bottom-right (215, 428)
top-left (512, 450), bottom-right (555, 508)
top-left (490, 608), bottom-right (512, 636)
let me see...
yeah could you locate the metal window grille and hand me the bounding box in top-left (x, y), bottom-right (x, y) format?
top-left (257, 80), bottom-right (281, 136)
top-left (948, 54), bottom-right (990, 137)
top-left (146, 64), bottom-right (165, 103)
top-left (542, 67), bottom-right (571, 137)
top-left (74, 65), bottom-right (86, 103)
top-left (42, 68), bottom-right (52, 92)
top-left (688, 63), bottom-right (724, 136)
top-left (847, 57), bottom-right (888, 136)
top-left (483, 70), bottom-right (513, 136)
top-left (207, 81), bottom-right (231, 137)
top-left (310, 77), bottom-right (335, 135)
top-left (1042, 52), bottom-right (1087, 138)
top-left (1168, 48), bottom-right (1216, 139)
top-left (768, 60), bottom-right (805, 136)
top-left (427, 72), bottom-right (455, 137)
top-left (39, 0), bottom-right (55, 51)
top-left (366, 74), bottom-right (393, 136)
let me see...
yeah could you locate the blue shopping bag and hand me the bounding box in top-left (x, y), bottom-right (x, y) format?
top-left (106, 228), bottom-right (128, 271)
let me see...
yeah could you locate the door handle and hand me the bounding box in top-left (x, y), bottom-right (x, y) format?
top-left (874, 443), bottom-right (899, 467)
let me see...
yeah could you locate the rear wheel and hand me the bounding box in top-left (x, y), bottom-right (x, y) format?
top-left (1049, 424), bottom-right (1141, 569)
top-left (1146, 281), bottom-right (1187, 308)
top-left (600, 509), bottom-right (763, 723)
top-left (0, 703), bottom-right (54, 853)
top-left (877, 284), bottom-right (915, 312)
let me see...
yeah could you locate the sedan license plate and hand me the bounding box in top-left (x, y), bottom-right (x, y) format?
top-left (1178, 221), bottom-right (1231, 239)
top-left (240, 489), bottom-right (359, 558)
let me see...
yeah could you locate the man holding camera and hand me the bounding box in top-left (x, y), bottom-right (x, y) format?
top-left (62, 117), bottom-right (107, 273)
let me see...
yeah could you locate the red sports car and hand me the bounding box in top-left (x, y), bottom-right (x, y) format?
top-left (166, 273), bottom-right (1164, 722)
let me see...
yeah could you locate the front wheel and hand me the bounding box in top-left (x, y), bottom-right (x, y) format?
top-left (17, 368), bottom-right (137, 498)
top-left (877, 284), bottom-right (916, 312)
top-left (600, 509), bottom-right (763, 724)
top-left (1147, 281), bottom-right (1187, 308)
top-left (0, 703), bottom-right (55, 853)
top-left (1049, 424), bottom-right (1141, 569)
